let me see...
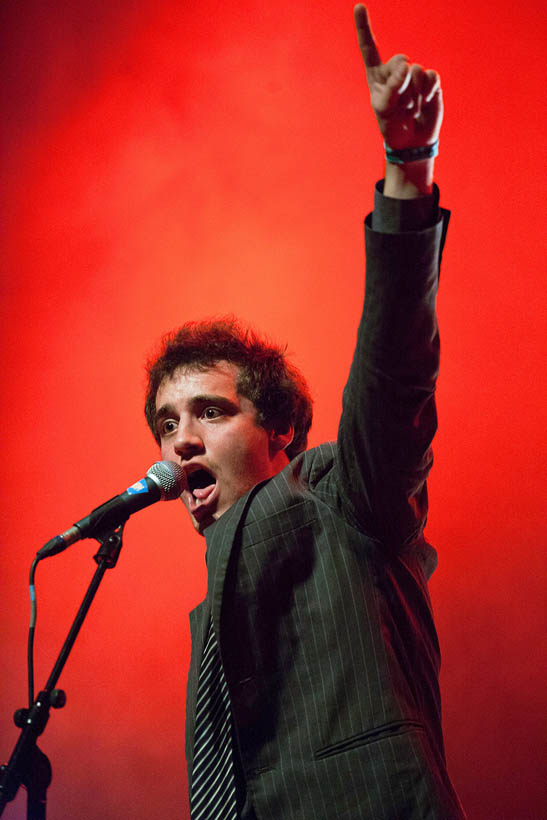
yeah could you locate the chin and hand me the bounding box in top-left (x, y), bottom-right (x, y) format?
top-left (188, 508), bottom-right (217, 535)
top-left (196, 517), bottom-right (216, 535)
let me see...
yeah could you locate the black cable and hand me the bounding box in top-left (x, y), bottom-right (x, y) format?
top-left (28, 556), bottom-right (40, 708)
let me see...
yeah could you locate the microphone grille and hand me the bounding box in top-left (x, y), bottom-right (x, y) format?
top-left (147, 461), bottom-right (185, 500)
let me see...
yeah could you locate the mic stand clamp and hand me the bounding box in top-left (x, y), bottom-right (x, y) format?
top-left (93, 527), bottom-right (124, 568)
top-left (0, 522), bottom-right (127, 819)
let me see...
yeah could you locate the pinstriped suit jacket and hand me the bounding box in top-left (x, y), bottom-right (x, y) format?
top-left (186, 208), bottom-right (465, 819)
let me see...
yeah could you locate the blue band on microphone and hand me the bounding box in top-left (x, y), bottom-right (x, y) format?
top-left (126, 479), bottom-right (150, 495)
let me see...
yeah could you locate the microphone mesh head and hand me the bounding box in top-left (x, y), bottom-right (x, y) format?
top-left (147, 461), bottom-right (185, 500)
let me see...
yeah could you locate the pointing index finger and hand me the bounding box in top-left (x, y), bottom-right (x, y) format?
top-left (353, 5), bottom-right (381, 70)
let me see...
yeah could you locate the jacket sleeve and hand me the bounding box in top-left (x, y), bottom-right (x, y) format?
top-left (335, 184), bottom-right (450, 547)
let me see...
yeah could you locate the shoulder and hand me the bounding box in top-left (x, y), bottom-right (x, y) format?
top-left (259, 442), bottom-right (341, 514)
top-left (283, 442), bottom-right (337, 489)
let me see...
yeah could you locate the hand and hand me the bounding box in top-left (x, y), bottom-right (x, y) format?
top-left (353, 5), bottom-right (443, 150)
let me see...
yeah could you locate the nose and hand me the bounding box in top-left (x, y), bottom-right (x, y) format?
top-left (173, 420), bottom-right (204, 461)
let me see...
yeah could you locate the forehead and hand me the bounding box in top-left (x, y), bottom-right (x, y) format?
top-left (155, 361), bottom-right (242, 408)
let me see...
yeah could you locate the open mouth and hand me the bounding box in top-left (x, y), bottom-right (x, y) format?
top-left (187, 468), bottom-right (216, 496)
top-left (184, 468), bottom-right (218, 530)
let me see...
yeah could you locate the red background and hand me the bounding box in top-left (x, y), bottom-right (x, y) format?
top-left (1, 1), bottom-right (545, 818)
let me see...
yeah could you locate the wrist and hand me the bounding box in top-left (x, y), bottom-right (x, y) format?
top-left (382, 140), bottom-right (438, 198)
top-left (383, 158), bottom-right (435, 198)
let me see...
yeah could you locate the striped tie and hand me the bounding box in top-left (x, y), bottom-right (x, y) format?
top-left (190, 616), bottom-right (238, 820)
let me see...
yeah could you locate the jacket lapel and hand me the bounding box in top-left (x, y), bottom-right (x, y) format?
top-left (205, 482), bottom-right (267, 639)
top-left (186, 479), bottom-right (270, 765)
top-left (186, 599), bottom-right (209, 772)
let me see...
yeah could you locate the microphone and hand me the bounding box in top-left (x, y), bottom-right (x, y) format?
top-left (37, 461), bottom-right (185, 559)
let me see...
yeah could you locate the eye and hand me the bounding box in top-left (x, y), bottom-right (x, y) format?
top-left (202, 406), bottom-right (223, 420)
top-left (159, 419), bottom-right (178, 436)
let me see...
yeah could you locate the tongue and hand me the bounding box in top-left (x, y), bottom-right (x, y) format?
top-left (193, 483), bottom-right (216, 500)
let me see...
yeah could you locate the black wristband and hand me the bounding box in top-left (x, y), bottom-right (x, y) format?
top-left (384, 140), bottom-right (439, 165)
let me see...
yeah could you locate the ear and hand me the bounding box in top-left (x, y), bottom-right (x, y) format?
top-left (269, 425), bottom-right (294, 456)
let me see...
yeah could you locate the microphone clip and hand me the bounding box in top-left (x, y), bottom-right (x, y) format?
top-left (93, 521), bottom-right (126, 569)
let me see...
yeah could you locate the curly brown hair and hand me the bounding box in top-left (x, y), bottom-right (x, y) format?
top-left (144, 318), bottom-right (313, 460)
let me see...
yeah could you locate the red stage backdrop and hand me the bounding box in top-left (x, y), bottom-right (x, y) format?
top-left (1, 1), bottom-right (545, 818)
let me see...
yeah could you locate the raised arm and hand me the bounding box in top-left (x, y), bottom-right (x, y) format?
top-left (334, 8), bottom-right (449, 548)
top-left (354, 4), bottom-right (443, 197)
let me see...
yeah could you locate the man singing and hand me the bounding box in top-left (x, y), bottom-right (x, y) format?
top-left (144, 6), bottom-right (465, 818)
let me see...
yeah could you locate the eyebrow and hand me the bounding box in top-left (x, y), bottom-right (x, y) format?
top-left (155, 402), bottom-right (178, 423)
top-left (155, 394), bottom-right (239, 422)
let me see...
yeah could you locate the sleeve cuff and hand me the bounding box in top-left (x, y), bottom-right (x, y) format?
top-left (371, 180), bottom-right (440, 233)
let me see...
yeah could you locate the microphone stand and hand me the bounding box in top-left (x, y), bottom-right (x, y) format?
top-left (0, 523), bottom-right (127, 819)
